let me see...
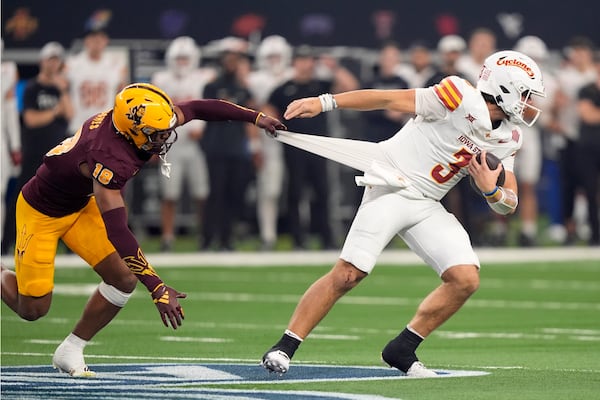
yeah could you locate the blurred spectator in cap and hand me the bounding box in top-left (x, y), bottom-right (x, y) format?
top-left (2, 41), bottom-right (73, 254)
top-left (65, 26), bottom-right (127, 136)
top-left (1, 38), bottom-right (21, 254)
top-left (426, 35), bottom-right (467, 86)
top-left (200, 36), bottom-right (257, 251)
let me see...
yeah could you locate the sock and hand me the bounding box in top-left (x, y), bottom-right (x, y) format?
top-left (521, 221), bottom-right (537, 237)
top-left (381, 327), bottom-right (424, 372)
top-left (65, 333), bottom-right (88, 350)
top-left (271, 331), bottom-right (302, 359)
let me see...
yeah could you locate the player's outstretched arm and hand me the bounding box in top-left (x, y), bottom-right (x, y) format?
top-left (284, 89), bottom-right (416, 120)
top-left (174, 100), bottom-right (286, 134)
top-left (93, 181), bottom-right (186, 329)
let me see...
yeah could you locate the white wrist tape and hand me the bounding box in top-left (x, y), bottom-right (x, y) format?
top-left (98, 281), bottom-right (133, 308)
top-left (487, 187), bottom-right (518, 215)
top-left (318, 93), bottom-right (338, 112)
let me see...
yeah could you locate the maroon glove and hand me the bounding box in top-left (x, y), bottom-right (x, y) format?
top-left (151, 284), bottom-right (187, 329)
top-left (256, 113), bottom-right (287, 136)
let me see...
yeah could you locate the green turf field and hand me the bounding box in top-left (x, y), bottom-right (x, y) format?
top-left (2, 258), bottom-right (599, 399)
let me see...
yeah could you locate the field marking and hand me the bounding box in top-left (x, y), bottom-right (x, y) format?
top-left (2, 247), bottom-right (598, 269)
top-left (47, 285), bottom-right (600, 312)
top-left (160, 336), bottom-right (233, 343)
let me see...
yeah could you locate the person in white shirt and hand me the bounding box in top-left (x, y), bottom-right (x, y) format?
top-left (65, 28), bottom-right (127, 136)
top-left (152, 36), bottom-right (216, 251)
top-left (0, 39), bottom-right (21, 240)
top-left (456, 27), bottom-right (497, 85)
top-left (247, 35), bottom-right (294, 250)
top-left (513, 35), bottom-right (559, 246)
top-left (261, 50), bottom-right (545, 378)
top-left (553, 36), bottom-right (597, 244)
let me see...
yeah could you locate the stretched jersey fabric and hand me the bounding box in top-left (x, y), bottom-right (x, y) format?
top-left (22, 110), bottom-right (149, 217)
top-left (275, 76), bottom-right (522, 201)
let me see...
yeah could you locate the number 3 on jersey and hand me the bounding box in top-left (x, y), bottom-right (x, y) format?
top-left (431, 148), bottom-right (472, 184)
top-left (92, 162), bottom-right (114, 185)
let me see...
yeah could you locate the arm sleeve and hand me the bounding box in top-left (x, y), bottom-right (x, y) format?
top-left (415, 87), bottom-right (447, 121)
top-left (176, 99), bottom-right (261, 125)
top-left (102, 207), bottom-right (163, 293)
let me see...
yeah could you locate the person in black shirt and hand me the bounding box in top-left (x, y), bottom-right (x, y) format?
top-left (200, 38), bottom-right (258, 251)
top-left (264, 45), bottom-right (358, 249)
top-left (362, 41), bottom-right (410, 143)
top-left (1, 42), bottom-right (73, 255)
top-left (576, 56), bottom-right (600, 245)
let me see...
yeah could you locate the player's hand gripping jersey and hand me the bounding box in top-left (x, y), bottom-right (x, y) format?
top-left (379, 76), bottom-right (522, 200)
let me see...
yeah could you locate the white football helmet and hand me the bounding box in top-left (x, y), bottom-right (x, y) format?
top-left (514, 36), bottom-right (548, 62)
top-left (256, 35), bottom-right (292, 74)
top-left (166, 36), bottom-right (200, 77)
top-left (477, 50), bottom-right (545, 126)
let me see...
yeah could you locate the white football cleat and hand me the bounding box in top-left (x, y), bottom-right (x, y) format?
top-left (261, 349), bottom-right (290, 374)
top-left (52, 341), bottom-right (96, 377)
top-left (406, 361), bottom-right (438, 378)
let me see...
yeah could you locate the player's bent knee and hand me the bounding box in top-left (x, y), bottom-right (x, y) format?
top-left (443, 265), bottom-right (480, 294)
top-left (17, 298), bottom-right (50, 321)
top-left (98, 281), bottom-right (133, 308)
top-left (332, 259), bottom-right (367, 292)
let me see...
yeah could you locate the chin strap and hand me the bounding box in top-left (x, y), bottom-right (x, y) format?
top-left (159, 154), bottom-right (171, 178)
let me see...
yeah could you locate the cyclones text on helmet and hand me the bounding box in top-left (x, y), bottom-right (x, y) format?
top-left (476, 50), bottom-right (545, 126)
top-left (113, 83), bottom-right (178, 155)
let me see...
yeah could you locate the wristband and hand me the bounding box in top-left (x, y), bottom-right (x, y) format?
top-left (482, 186), bottom-right (499, 198)
top-left (318, 93), bottom-right (338, 112)
top-left (254, 111), bottom-right (265, 125)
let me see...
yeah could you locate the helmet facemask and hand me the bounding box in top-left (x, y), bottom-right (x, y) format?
top-left (140, 123), bottom-right (178, 156)
top-left (496, 81), bottom-right (544, 127)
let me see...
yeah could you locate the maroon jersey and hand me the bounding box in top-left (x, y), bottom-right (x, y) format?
top-left (22, 110), bottom-right (150, 217)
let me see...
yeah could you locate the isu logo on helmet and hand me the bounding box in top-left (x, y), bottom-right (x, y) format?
top-left (495, 56), bottom-right (535, 78)
top-left (113, 83), bottom-right (178, 155)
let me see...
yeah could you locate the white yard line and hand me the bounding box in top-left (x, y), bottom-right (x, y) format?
top-left (2, 247), bottom-right (599, 268)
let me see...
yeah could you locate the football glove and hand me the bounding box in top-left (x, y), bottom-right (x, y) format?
top-left (256, 113), bottom-right (287, 136)
top-left (151, 284), bottom-right (187, 329)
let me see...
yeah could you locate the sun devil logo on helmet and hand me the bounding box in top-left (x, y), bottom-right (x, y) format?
top-left (496, 57), bottom-right (535, 78)
top-left (126, 105), bottom-right (146, 129)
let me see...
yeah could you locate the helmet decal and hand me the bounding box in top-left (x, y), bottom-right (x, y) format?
top-left (495, 56), bottom-right (535, 78)
top-left (126, 104), bottom-right (146, 128)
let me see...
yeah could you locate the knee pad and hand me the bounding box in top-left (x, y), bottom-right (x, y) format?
top-left (98, 281), bottom-right (132, 308)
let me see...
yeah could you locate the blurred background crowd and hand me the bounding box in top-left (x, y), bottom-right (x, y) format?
top-left (1, 2), bottom-right (599, 254)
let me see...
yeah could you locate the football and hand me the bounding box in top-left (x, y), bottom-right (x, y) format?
top-left (469, 152), bottom-right (505, 195)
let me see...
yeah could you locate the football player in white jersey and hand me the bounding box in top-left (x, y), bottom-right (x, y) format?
top-left (513, 36), bottom-right (559, 246)
top-left (1, 40), bottom-right (22, 234)
top-left (261, 50), bottom-right (545, 377)
top-left (247, 35), bottom-right (294, 250)
top-left (152, 36), bottom-right (216, 251)
top-left (65, 28), bottom-right (127, 136)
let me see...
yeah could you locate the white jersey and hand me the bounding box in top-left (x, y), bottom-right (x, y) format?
top-left (247, 68), bottom-right (294, 106)
top-left (66, 51), bottom-right (125, 135)
top-left (1, 61), bottom-right (19, 151)
top-left (151, 68), bottom-right (216, 144)
top-left (555, 65), bottom-right (597, 139)
top-left (379, 76), bottom-right (522, 201)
